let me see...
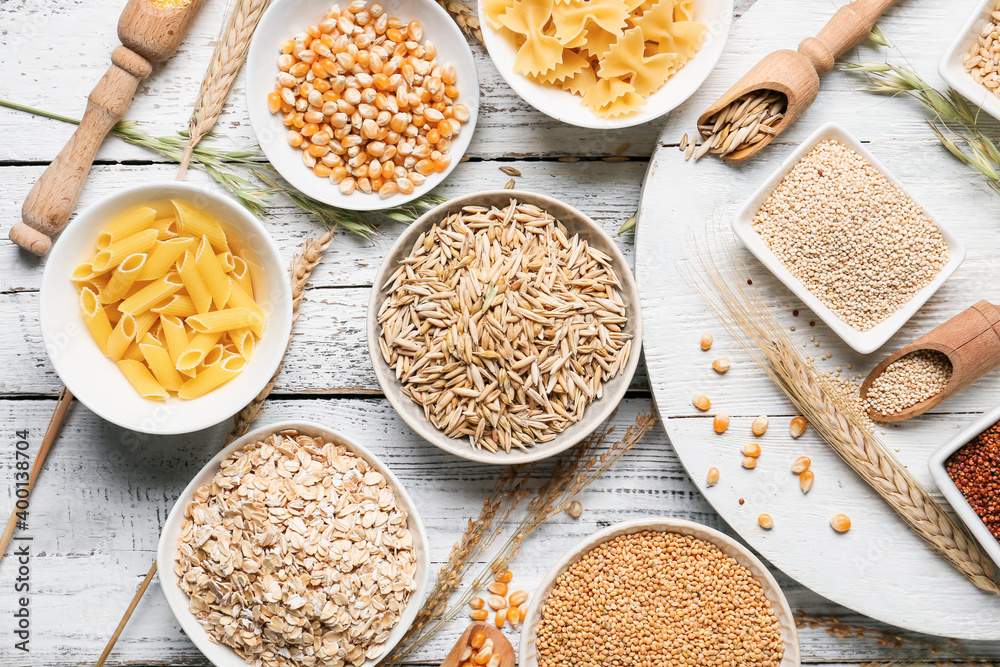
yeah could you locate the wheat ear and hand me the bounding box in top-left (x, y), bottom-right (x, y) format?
top-left (177, 0), bottom-right (271, 179)
top-left (437, 0), bottom-right (483, 44)
top-left (686, 228), bottom-right (1000, 594)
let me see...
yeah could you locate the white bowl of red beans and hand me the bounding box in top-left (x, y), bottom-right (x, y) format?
top-left (929, 406), bottom-right (1000, 569)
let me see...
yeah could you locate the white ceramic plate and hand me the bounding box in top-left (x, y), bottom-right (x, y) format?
top-left (367, 190), bottom-right (643, 465)
top-left (928, 405), bottom-right (1000, 570)
top-left (246, 0), bottom-right (479, 211)
top-left (732, 122), bottom-right (966, 355)
top-left (39, 182), bottom-right (292, 435)
top-left (940, 0), bottom-right (1000, 123)
top-left (478, 0), bottom-right (732, 129)
top-left (157, 420), bottom-right (430, 667)
top-left (519, 517), bottom-right (800, 667)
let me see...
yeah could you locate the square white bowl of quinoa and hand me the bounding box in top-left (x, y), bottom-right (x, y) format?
top-left (733, 122), bottom-right (966, 355)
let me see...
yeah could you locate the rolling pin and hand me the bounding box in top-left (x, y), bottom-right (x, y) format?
top-left (860, 301), bottom-right (1000, 422)
top-left (697, 0), bottom-right (900, 162)
top-left (10, 0), bottom-right (208, 256)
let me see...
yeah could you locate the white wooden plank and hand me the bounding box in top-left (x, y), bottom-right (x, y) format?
top-left (2, 397), bottom-right (999, 665)
top-left (637, 0), bottom-right (1000, 641)
top-left (0, 160), bottom-right (642, 295)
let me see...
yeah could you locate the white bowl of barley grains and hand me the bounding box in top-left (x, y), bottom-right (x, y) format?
top-left (157, 420), bottom-right (430, 667)
top-left (519, 518), bottom-right (800, 667)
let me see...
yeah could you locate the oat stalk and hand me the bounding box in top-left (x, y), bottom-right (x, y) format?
top-left (178, 0), bottom-right (271, 178)
top-left (386, 409), bottom-right (657, 665)
top-left (844, 27), bottom-right (1000, 195)
top-left (684, 225), bottom-right (1000, 595)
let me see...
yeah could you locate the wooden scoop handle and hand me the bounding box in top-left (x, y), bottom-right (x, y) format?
top-left (799, 0), bottom-right (900, 75)
top-left (12, 46), bottom-right (151, 256)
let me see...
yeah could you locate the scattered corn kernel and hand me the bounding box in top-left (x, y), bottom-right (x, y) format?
top-left (799, 470), bottom-right (814, 493)
top-left (494, 610), bottom-right (506, 628)
top-left (693, 395), bottom-right (711, 411)
top-left (830, 513), bottom-right (852, 533)
top-left (742, 442), bottom-right (761, 458)
top-left (790, 416), bottom-right (808, 438)
top-left (469, 608), bottom-right (489, 621)
top-left (495, 570), bottom-right (513, 584)
top-left (700, 332), bottom-right (713, 350)
top-left (741, 456), bottom-right (757, 469)
top-left (713, 413), bottom-right (730, 433)
top-left (506, 605), bottom-right (520, 627)
top-left (509, 589), bottom-right (529, 607)
top-left (488, 582), bottom-right (508, 596)
top-left (712, 358), bottom-right (731, 373)
top-left (486, 594), bottom-right (506, 610)
top-left (470, 596), bottom-right (485, 609)
top-left (706, 466), bottom-right (720, 487)
top-left (758, 513), bottom-right (774, 529)
top-left (791, 456), bottom-right (811, 474)
top-left (567, 500), bottom-right (583, 518)
top-left (751, 415), bottom-right (769, 436)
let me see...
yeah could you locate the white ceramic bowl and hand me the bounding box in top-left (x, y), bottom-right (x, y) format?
top-left (246, 0), bottom-right (479, 211)
top-left (158, 419), bottom-right (430, 667)
top-left (519, 517), bottom-right (801, 667)
top-left (478, 0), bottom-right (732, 129)
top-left (940, 0), bottom-right (1000, 123)
top-left (39, 182), bottom-right (292, 435)
top-left (367, 190), bottom-right (642, 465)
top-left (928, 406), bottom-right (1000, 569)
top-left (733, 122), bottom-right (966, 355)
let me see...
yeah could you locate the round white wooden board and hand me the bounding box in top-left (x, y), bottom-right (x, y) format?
top-left (636, 0), bottom-right (1000, 641)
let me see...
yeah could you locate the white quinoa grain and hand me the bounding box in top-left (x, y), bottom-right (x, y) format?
top-left (752, 140), bottom-right (949, 331)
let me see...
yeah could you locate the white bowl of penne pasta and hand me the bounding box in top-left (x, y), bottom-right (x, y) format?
top-left (39, 182), bottom-right (292, 435)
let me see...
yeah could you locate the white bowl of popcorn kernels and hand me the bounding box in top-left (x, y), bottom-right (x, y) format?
top-left (246, 0), bottom-right (479, 211)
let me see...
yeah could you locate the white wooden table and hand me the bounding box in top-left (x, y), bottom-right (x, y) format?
top-left (2, 0), bottom-right (1000, 665)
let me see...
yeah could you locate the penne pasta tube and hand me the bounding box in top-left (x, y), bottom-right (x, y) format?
top-left (116, 359), bottom-right (169, 400)
top-left (152, 294), bottom-right (197, 318)
top-left (139, 337), bottom-right (184, 392)
top-left (97, 206), bottom-right (156, 249)
top-left (174, 200), bottom-right (228, 251)
top-left (122, 341), bottom-right (145, 361)
top-left (72, 261), bottom-right (98, 283)
top-left (104, 304), bottom-right (123, 326)
top-left (99, 253), bottom-right (147, 304)
top-left (231, 255), bottom-right (254, 298)
top-left (178, 354), bottom-right (246, 400)
top-left (178, 250), bottom-right (213, 314)
top-left (175, 331), bottom-right (224, 371)
top-left (230, 327), bottom-right (255, 359)
top-left (80, 288), bottom-right (113, 355)
top-left (107, 313), bottom-right (137, 361)
top-left (186, 307), bottom-right (262, 334)
top-left (160, 315), bottom-right (189, 365)
top-left (117, 274), bottom-right (183, 315)
top-left (150, 217), bottom-right (179, 240)
top-left (138, 237), bottom-right (193, 281)
top-left (203, 343), bottom-right (225, 367)
top-left (195, 236), bottom-right (231, 309)
top-left (226, 277), bottom-right (265, 337)
top-left (93, 228), bottom-right (159, 272)
top-left (216, 251), bottom-right (236, 272)
top-left (133, 310), bottom-right (160, 340)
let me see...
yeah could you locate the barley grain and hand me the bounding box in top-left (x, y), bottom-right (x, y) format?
top-left (865, 349), bottom-right (952, 416)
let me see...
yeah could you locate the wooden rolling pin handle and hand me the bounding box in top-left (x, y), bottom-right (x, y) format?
top-left (798, 0), bottom-right (900, 76)
top-left (14, 46), bottom-right (152, 254)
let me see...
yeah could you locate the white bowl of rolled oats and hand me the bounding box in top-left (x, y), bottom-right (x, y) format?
top-left (940, 0), bottom-right (1000, 124)
top-left (158, 420), bottom-right (429, 667)
top-left (367, 190), bottom-right (641, 465)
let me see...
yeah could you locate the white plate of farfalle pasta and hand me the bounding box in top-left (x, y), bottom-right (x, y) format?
top-left (479, 0), bottom-right (732, 128)
top-left (39, 182), bottom-right (292, 435)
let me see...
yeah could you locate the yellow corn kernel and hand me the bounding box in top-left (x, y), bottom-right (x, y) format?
top-left (742, 442), bottom-right (761, 458)
top-left (494, 609), bottom-right (505, 628)
top-left (487, 582), bottom-right (508, 597)
top-left (700, 332), bottom-right (713, 350)
top-left (495, 570), bottom-right (513, 584)
top-left (706, 466), bottom-right (720, 487)
top-left (693, 395), bottom-right (711, 411)
top-left (790, 416), bottom-right (808, 438)
top-left (508, 589), bottom-right (529, 607)
top-left (486, 594), bottom-right (506, 610)
top-left (486, 655), bottom-right (501, 667)
top-left (758, 513), bottom-right (774, 530)
top-left (566, 500), bottom-right (583, 518)
top-left (469, 608), bottom-right (488, 621)
top-left (830, 513), bottom-right (851, 533)
top-left (791, 456), bottom-right (811, 474)
top-left (741, 456), bottom-right (757, 470)
top-left (712, 357), bottom-right (731, 373)
top-left (799, 470), bottom-right (814, 494)
top-left (469, 597), bottom-right (485, 610)
top-left (470, 630), bottom-right (486, 650)
top-left (506, 605), bottom-right (520, 627)
top-left (267, 92), bottom-right (281, 113)
top-left (713, 413), bottom-right (729, 433)
top-left (751, 415), bottom-right (769, 436)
